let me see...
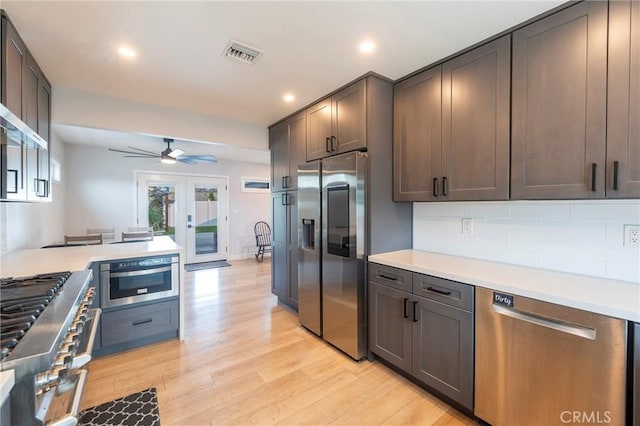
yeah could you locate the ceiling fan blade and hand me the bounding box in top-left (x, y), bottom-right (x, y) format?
top-left (109, 148), bottom-right (156, 156)
top-left (177, 155), bottom-right (217, 164)
top-left (123, 155), bottom-right (160, 158)
top-left (126, 146), bottom-right (159, 155)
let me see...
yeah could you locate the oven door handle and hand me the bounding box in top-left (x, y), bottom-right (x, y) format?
top-left (69, 308), bottom-right (101, 370)
top-left (39, 369), bottom-right (88, 426)
top-left (109, 265), bottom-right (172, 278)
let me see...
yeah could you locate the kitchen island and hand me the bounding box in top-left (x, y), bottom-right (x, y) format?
top-left (0, 236), bottom-right (186, 340)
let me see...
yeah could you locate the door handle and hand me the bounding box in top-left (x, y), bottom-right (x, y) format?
top-left (426, 286), bottom-right (452, 296)
top-left (326, 137), bottom-right (331, 153)
top-left (591, 163), bottom-right (597, 192)
top-left (492, 304), bottom-right (596, 340)
top-left (412, 301), bottom-right (418, 322)
top-left (432, 177), bottom-right (438, 197)
top-left (612, 161), bottom-right (619, 191)
top-left (331, 136), bottom-right (337, 152)
top-left (442, 176), bottom-right (448, 196)
top-left (403, 298), bottom-right (409, 319)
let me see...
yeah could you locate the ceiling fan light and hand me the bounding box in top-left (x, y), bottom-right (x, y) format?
top-left (161, 157), bottom-right (176, 164)
top-left (168, 148), bottom-right (184, 158)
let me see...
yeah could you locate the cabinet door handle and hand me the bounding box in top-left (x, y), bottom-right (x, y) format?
top-left (432, 177), bottom-right (438, 197)
top-left (132, 318), bottom-right (152, 326)
top-left (427, 286), bottom-right (452, 296)
top-left (326, 137), bottom-right (331, 153)
top-left (442, 176), bottom-right (448, 196)
top-left (613, 161), bottom-right (619, 191)
top-left (378, 274), bottom-right (398, 281)
top-left (281, 193), bottom-right (287, 205)
top-left (412, 301), bottom-right (418, 322)
top-left (403, 298), bottom-right (409, 319)
top-left (331, 136), bottom-right (337, 152)
top-left (591, 163), bottom-right (597, 192)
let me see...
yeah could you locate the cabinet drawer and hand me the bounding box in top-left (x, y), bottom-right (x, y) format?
top-left (101, 299), bottom-right (179, 347)
top-left (412, 273), bottom-right (473, 311)
top-left (369, 263), bottom-right (412, 293)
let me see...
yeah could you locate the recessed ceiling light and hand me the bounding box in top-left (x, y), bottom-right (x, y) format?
top-left (118, 46), bottom-right (137, 58)
top-left (283, 94), bottom-right (295, 103)
top-left (359, 41), bottom-right (376, 54)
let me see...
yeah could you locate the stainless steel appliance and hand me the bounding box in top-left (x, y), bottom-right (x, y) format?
top-left (298, 152), bottom-right (367, 360)
top-left (475, 287), bottom-right (627, 426)
top-left (100, 254), bottom-right (179, 308)
top-left (297, 161), bottom-right (321, 336)
top-left (0, 270), bottom-right (100, 426)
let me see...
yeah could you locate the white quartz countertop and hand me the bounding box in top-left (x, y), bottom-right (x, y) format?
top-left (1, 236), bottom-right (184, 278)
top-left (368, 249), bottom-right (640, 323)
top-left (0, 370), bottom-right (14, 406)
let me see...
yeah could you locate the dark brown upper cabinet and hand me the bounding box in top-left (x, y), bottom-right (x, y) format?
top-left (270, 110), bottom-right (306, 192)
top-left (441, 35), bottom-right (510, 201)
top-left (393, 67), bottom-right (442, 201)
top-left (607, 0), bottom-right (640, 198)
top-left (306, 79), bottom-right (366, 161)
top-left (393, 36), bottom-right (510, 201)
top-left (1, 14), bottom-right (52, 201)
top-left (511, 1), bottom-right (609, 199)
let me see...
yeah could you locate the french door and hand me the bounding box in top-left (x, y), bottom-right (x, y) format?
top-left (185, 176), bottom-right (227, 263)
top-left (136, 172), bottom-right (228, 264)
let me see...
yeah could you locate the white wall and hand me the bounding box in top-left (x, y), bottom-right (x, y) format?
top-left (64, 143), bottom-right (270, 259)
top-left (413, 200), bottom-right (640, 283)
top-left (54, 87), bottom-right (268, 150)
top-left (0, 134), bottom-right (67, 256)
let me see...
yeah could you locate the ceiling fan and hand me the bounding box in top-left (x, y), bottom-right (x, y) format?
top-left (109, 138), bottom-right (217, 164)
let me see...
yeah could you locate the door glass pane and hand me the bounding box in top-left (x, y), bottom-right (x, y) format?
top-left (148, 185), bottom-right (176, 241)
top-left (195, 185), bottom-right (218, 255)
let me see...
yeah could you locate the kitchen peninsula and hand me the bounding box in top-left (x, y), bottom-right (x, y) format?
top-left (0, 236), bottom-right (185, 340)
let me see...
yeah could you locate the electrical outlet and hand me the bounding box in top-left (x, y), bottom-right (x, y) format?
top-left (462, 218), bottom-right (473, 235)
top-left (623, 224), bottom-right (640, 247)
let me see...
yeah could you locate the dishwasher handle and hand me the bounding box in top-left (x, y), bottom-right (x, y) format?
top-left (492, 304), bottom-right (596, 340)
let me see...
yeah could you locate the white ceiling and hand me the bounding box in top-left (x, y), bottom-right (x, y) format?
top-left (3, 0), bottom-right (564, 162)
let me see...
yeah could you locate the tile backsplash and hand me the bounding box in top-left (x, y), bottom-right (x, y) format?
top-left (413, 200), bottom-right (640, 283)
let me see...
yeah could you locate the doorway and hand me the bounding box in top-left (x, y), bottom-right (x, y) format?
top-left (136, 172), bottom-right (228, 264)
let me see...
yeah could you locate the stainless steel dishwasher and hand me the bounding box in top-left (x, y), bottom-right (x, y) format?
top-left (475, 287), bottom-right (627, 426)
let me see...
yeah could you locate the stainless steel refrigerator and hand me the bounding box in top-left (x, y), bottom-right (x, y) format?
top-left (298, 151), bottom-right (367, 360)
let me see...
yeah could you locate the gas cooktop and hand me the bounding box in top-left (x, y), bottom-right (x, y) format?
top-left (0, 272), bottom-right (72, 361)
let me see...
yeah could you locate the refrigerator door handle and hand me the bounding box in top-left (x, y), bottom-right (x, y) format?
top-left (492, 304), bottom-right (596, 340)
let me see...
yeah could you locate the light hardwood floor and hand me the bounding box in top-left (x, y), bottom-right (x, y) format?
top-left (82, 258), bottom-right (477, 425)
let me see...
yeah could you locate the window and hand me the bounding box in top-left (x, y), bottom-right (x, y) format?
top-left (241, 177), bottom-right (270, 193)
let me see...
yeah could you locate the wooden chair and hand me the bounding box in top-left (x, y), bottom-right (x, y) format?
top-left (121, 230), bottom-right (154, 242)
top-left (87, 227), bottom-right (115, 241)
top-left (128, 226), bottom-right (153, 233)
top-left (64, 234), bottom-right (103, 245)
top-left (254, 221), bottom-right (271, 262)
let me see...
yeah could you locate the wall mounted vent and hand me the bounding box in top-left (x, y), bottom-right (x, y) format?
top-left (222, 40), bottom-right (263, 65)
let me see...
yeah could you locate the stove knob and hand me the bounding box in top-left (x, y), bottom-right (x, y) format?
top-left (69, 320), bottom-right (84, 333)
top-left (58, 342), bottom-right (76, 355)
top-left (64, 333), bottom-right (79, 344)
top-left (53, 353), bottom-right (72, 367)
top-left (35, 366), bottom-right (67, 389)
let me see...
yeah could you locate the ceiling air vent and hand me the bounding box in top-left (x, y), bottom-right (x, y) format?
top-left (222, 40), bottom-right (263, 65)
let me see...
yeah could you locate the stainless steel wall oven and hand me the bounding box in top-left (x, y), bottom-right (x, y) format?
top-left (100, 255), bottom-right (179, 308)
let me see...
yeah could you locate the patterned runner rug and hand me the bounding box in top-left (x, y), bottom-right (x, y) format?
top-left (79, 387), bottom-right (160, 426)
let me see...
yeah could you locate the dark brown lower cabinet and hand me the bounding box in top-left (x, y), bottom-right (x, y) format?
top-left (369, 264), bottom-right (474, 411)
top-left (411, 295), bottom-right (473, 410)
top-left (271, 191), bottom-right (298, 309)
